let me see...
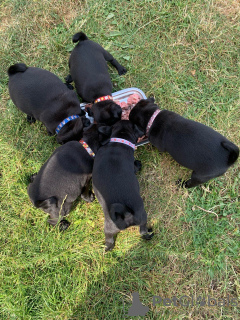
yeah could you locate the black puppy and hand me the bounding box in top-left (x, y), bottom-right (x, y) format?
top-left (66, 31), bottom-right (126, 125)
top-left (28, 124), bottom-right (108, 229)
top-left (92, 120), bottom-right (153, 251)
top-left (8, 63), bottom-right (90, 144)
top-left (129, 98), bottom-right (239, 188)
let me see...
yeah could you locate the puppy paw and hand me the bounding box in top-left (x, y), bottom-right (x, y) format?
top-left (118, 66), bottom-right (127, 76)
top-left (81, 192), bottom-right (95, 203)
top-left (29, 173), bottom-right (38, 183)
top-left (85, 192), bottom-right (95, 203)
top-left (59, 219), bottom-right (71, 231)
top-left (27, 115), bottom-right (36, 124)
top-left (176, 179), bottom-right (186, 188)
top-left (105, 242), bottom-right (115, 252)
top-left (64, 82), bottom-right (74, 90)
top-left (134, 159), bottom-right (142, 173)
top-left (65, 74), bottom-right (73, 83)
top-left (47, 129), bottom-right (54, 136)
top-left (142, 232), bottom-right (154, 241)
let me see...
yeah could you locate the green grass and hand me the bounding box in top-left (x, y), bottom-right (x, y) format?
top-left (0, 0), bottom-right (240, 319)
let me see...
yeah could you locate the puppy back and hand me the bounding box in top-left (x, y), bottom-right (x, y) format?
top-left (8, 63), bottom-right (28, 76)
top-left (72, 31), bottom-right (88, 43)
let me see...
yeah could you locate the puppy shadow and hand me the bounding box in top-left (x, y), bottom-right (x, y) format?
top-left (69, 238), bottom-right (159, 319)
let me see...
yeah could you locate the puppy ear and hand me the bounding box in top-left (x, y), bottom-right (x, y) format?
top-left (98, 126), bottom-right (112, 136)
top-left (83, 123), bottom-right (94, 132)
top-left (112, 105), bottom-right (122, 120)
top-left (98, 125), bottom-right (112, 145)
top-left (133, 124), bottom-right (144, 138)
top-left (147, 96), bottom-right (155, 102)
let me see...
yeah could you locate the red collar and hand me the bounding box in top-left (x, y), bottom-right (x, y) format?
top-left (146, 109), bottom-right (161, 136)
top-left (94, 95), bottom-right (113, 104)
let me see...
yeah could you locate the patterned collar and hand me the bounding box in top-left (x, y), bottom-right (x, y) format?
top-left (79, 140), bottom-right (95, 158)
top-left (55, 115), bottom-right (80, 134)
top-left (94, 95), bottom-right (113, 104)
top-left (146, 109), bottom-right (161, 136)
top-left (110, 138), bottom-right (136, 150)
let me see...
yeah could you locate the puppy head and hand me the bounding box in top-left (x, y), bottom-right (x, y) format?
top-left (91, 100), bottom-right (122, 125)
top-left (81, 123), bottom-right (111, 152)
top-left (129, 98), bottom-right (157, 132)
top-left (111, 120), bottom-right (144, 143)
top-left (56, 116), bottom-right (91, 144)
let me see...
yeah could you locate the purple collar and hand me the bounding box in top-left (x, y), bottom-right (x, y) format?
top-left (146, 109), bottom-right (161, 136)
top-left (110, 138), bottom-right (136, 150)
top-left (55, 115), bottom-right (80, 134)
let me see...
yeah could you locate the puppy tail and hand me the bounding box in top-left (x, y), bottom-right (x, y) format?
top-left (72, 31), bottom-right (88, 43)
top-left (110, 203), bottom-right (134, 230)
top-left (8, 63), bottom-right (28, 76)
top-left (221, 141), bottom-right (239, 166)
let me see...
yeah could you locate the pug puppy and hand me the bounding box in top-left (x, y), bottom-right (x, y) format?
top-left (66, 31), bottom-right (126, 125)
top-left (8, 63), bottom-right (90, 144)
top-left (129, 98), bottom-right (239, 187)
top-left (92, 120), bottom-right (153, 251)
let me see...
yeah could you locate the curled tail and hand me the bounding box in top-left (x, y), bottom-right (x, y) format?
top-left (8, 63), bottom-right (28, 76)
top-left (72, 31), bottom-right (88, 43)
top-left (110, 203), bottom-right (135, 230)
top-left (221, 141), bottom-right (239, 166)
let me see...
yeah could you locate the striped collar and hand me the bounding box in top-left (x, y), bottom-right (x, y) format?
top-left (94, 95), bottom-right (113, 104)
top-left (79, 139), bottom-right (95, 158)
top-left (55, 115), bottom-right (80, 134)
top-left (146, 109), bottom-right (161, 136)
top-left (110, 138), bottom-right (136, 150)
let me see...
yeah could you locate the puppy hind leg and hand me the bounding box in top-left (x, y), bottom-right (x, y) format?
top-left (183, 170), bottom-right (220, 188)
top-left (81, 179), bottom-right (95, 203)
top-left (56, 201), bottom-right (72, 231)
top-left (134, 159), bottom-right (142, 173)
top-left (104, 218), bottom-right (120, 251)
top-left (102, 50), bottom-right (127, 75)
top-left (105, 232), bottom-right (117, 251)
top-left (35, 197), bottom-right (59, 226)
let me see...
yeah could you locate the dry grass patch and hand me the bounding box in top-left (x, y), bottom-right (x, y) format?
top-left (214, 0), bottom-right (240, 21)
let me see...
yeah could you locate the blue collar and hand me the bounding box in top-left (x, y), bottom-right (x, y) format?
top-left (55, 115), bottom-right (80, 134)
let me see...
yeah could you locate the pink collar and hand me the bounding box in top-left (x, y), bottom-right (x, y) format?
top-left (79, 140), bottom-right (95, 158)
top-left (146, 109), bottom-right (161, 136)
top-left (110, 138), bottom-right (136, 150)
top-left (94, 95), bottom-right (113, 104)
